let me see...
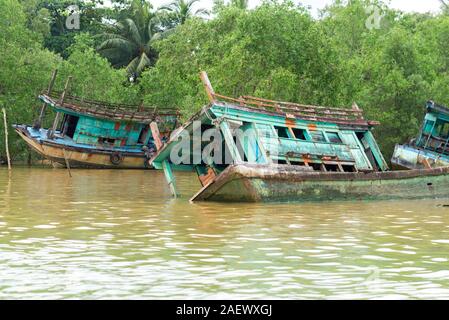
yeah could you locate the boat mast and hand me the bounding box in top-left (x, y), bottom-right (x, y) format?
top-left (34, 69), bottom-right (58, 130)
top-left (49, 76), bottom-right (71, 139)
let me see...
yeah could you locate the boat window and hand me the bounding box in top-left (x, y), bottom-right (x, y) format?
top-left (276, 159), bottom-right (288, 164)
top-left (424, 120), bottom-right (435, 134)
top-left (325, 132), bottom-right (342, 144)
top-left (138, 125), bottom-right (149, 144)
top-left (64, 115), bottom-right (79, 139)
top-left (309, 131), bottom-right (327, 142)
top-left (98, 137), bottom-right (116, 145)
top-left (342, 165), bottom-right (357, 172)
top-left (291, 128), bottom-right (307, 140)
top-left (324, 164), bottom-right (339, 172)
top-left (274, 126), bottom-right (290, 138)
top-left (435, 120), bottom-right (449, 139)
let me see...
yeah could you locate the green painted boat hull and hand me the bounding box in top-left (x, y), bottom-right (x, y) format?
top-left (191, 164), bottom-right (449, 202)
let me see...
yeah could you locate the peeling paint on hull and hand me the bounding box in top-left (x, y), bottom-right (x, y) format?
top-left (192, 164), bottom-right (449, 202)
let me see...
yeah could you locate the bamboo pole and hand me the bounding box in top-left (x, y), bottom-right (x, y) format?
top-left (35, 69), bottom-right (58, 129)
top-left (62, 148), bottom-right (72, 178)
top-left (50, 76), bottom-right (71, 139)
top-left (2, 108), bottom-right (11, 170)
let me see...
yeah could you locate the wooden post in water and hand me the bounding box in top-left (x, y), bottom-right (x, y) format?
top-left (62, 148), bottom-right (72, 178)
top-left (50, 76), bottom-right (71, 139)
top-left (2, 108), bottom-right (11, 170)
top-left (150, 122), bottom-right (178, 197)
top-left (35, 69), bottom-right (58, 129)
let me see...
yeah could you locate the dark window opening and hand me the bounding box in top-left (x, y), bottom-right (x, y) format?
top-left (325, 164), bottom-right (339, 172)
top-left (276, 159), bottom-right (288, 164)
top-left (310, 131), bottom-right (326, 142)
top-left (274, 126), bottom-right (290, 138)
top-left (98, 137), bottom-right (116, 145)
top-left (311, 163), bottom-right (321, 171)
top-left (326, 132), bottom-right (342, 144)
top-left (292, 128), bottom-right (307, 140)
top-left (138, 125), bottom-right (149, 144)
top-left (342, 165), bottom-right (356, 172)
top-left (64, 115), bottom-right (79, 139)
top-left (290, 161), bottom-right (305, 166)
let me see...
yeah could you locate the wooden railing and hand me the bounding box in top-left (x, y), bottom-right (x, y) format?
top-left (211, 92), bottom-right (372, 125)
top-left (44, 91), bottom-right (179, 119)
top-left (199, 71), bottom-right (372, 125)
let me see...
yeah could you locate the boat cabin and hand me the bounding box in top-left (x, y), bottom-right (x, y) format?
top-left (150, 72), bottom-right (389, 198)
top-left (39, 92), bottom-right (177, 150)
top-left (14, 72), bottom-right (179, 169)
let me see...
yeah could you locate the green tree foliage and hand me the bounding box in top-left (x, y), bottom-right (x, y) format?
top-left (159, 0), bottom-right (209, 28)
top-left (97, 0), bottom-right (162, 76)
top-left (58, 33), bottom-right (141, 104)
top-left (0, 0), bottom-right (60, 162)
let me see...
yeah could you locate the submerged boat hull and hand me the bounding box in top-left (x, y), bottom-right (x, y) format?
top-left (14, 125), bottom-right (149, 169)
top-left (191, 164), bottom-right (449, 202)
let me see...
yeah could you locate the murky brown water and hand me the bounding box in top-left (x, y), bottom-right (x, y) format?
top-left (0, 167), bottom-right (449, 299)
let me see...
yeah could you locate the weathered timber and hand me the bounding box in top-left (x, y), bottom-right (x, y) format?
top-left (2, 108), bottom-right (11, 170)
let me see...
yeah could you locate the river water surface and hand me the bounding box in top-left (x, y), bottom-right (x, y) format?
top-left (1, 167), bottom-right (449, 299)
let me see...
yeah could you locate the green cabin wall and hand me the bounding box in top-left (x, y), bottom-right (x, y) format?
top-left (71, 115), bottom-right (150, 148)
top-left (152, 103), bottom-right (388, 174)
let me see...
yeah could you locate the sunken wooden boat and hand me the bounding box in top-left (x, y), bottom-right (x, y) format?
top-left (150, 72), bottom-right (449, 202)
top-left (14, 71), bottom-right (178, 169)
top-left (392, 101), bottom-right (449, 170)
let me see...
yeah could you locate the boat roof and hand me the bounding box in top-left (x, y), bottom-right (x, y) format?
top-left (427, 100), bottom-right (449, 117)
top-left (40, 92), bottom-right (178, 123)
top-left (210, 94), bottom-right (379, 127)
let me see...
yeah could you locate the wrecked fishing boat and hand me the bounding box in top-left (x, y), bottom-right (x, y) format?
top-left (392, 101), bottom-right (449, 170)
top-left (14, 71), bottom-right (178, 169)
top-left (150, 72), bottom-right (449, 202)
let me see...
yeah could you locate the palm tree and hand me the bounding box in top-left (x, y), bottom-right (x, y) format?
top-left (159, 0), bottom-right (209, 27)
top-left (98, 0), bottom-right (162, 77)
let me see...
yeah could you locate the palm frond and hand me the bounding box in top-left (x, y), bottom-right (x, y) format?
top-left (123, 18), bottom-right (143, 46)
top-left (98, 38), bottom-right (135, 53)
top-left (136, 52), bottom-right (152, 74)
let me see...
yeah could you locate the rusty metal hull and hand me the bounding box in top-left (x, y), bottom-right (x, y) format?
top-left (14, 125), bottom-right (149, 169)
top-left (191, 164), bottom-right (449, 202)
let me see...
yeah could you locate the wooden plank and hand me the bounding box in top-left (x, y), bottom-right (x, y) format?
top-left (2, 108), bottom-right (11, 170)
top-left (36, 69), bottom-right (58, 128)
